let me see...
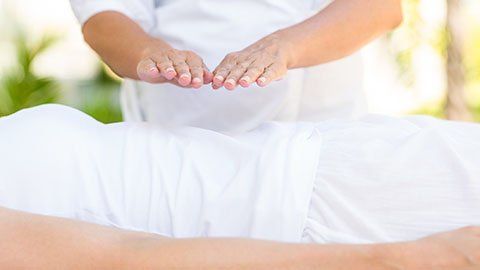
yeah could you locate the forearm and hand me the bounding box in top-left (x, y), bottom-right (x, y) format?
top-left (0, 207), bottom-right (411, 270)
top-left (279, 0), bottom-right (403, 68)
top-left (82, 11), bottom-right (171, 79)
top-left (141, 240), bottom-right (407, 270)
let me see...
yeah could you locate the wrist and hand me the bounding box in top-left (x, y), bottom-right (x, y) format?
top-left (270, 29), bottom-right (296, 69)
top-left (272, 29), bottom-right (299, 69)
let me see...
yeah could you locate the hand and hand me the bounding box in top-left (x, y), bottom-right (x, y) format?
top-left (212, 33), bottom-right (292, 91)
top-left (406, 227), bottom-right (480, 269)
top-left (137, 45), bottom-right (213, 88)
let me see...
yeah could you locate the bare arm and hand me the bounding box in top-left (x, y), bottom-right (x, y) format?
top-left (0, 207), bottom-right (384, 269)
top-left (82, 11), bottom-right (213, 88)
top-left (213, 0), bottom-right (403, 90)
top-left (2, 207), bottom-right (480, 269)
top-left (282, 0), bottom-right (403, 68)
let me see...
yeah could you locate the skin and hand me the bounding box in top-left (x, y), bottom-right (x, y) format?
top-left (82, 0), bottom-right (402, 90)
top-left (213, 0), bottom-right (403, 90)
top-left (82, 12), bottom-right (213, 89)
top-left (2, 207), bottom-right (480, 269)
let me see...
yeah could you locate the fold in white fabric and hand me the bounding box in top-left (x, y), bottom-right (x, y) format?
top-left (303, 115), bottom-right (480, 244)
top-left (1, 105), bottom-right (480, 244)
top-left (0, 105), bottom-right (322, 242)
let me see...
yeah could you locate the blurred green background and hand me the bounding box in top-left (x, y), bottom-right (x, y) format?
top-left (0, 0), bottom-right (123, 123)
top-left (0, 29), bottom-right (123, 122)
top-left (0, 0), bottom-right (479, 123)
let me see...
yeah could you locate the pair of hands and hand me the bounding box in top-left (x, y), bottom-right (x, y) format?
top-left (137, 33), bottom-right (291, 90)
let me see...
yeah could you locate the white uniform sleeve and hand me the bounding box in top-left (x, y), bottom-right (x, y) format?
top-left (69, 0), bottom-right (156, 31)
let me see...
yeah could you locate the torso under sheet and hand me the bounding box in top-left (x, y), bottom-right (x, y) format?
top-left (0, 105), bottom-right (322, 242)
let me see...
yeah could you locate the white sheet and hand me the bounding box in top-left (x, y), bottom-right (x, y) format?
top-left (0, 104), bottom-right (321, 242)
top-left (1, 105), bottom-right (480, 244)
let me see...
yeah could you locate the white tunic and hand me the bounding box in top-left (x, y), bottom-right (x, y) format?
top-left (69, 0), bottom-right (366, 132)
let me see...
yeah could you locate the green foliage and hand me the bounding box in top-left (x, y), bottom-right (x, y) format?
top-left (388, 0), bottom-right (480, 120)
top-left (409, 98), bottom-right (447, 118)
top-left (388, 0), bottom-right (450, 87)
top-left (0, 22), bottom-right (122, 123)
top-left (387, 0), bottom-right (422, 87)
top-left (71, 65), bottom-right (123, 123)
top-left (0, 30), bottom-right (60, 116)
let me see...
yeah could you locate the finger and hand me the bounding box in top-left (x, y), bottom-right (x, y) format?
top-left (212, 65), bottom-right (233, 88)
top-left (137, 58), bottom-right (162, 83)
top-left (213, 53), bottom-right (238, 88)
top-left (239, 64), bottom-right (266, 88)
top-left (171, 56), bottom-right (192, 87)
top-left (257, 62), bottom-right (286, 87)
top-left (203, 64), bottom-right (214, 85)
top-left (224, 62), bottom-right (251, 91)
top-left (186, 56), bottom-right (204, 89)
top-left (153, 55), bottom-right (176, 80)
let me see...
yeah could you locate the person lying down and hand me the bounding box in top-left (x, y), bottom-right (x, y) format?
top-left (1, 104), bottom-right (480, 269)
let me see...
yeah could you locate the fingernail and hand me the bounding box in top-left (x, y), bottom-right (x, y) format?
top-left (239, 76), bottom-right (250, 87)
top-left (240, 76), bottom-right (250, 82)
top-left (258, 77), bottom-right (267, 85)
top-left (192, 77), bottom-right (202, 84)
top-left (214, 75), bottom-right (224, 83)
top-left (225, 79), bottom-right (236, 90)
top-left (163, 68), bottom-right (176, 80)
top-left (149, 66), bottom-right (158, 73)
top-left (179, 74), bottom-right (191, 86)
top-left (147, 67), bottom-right (161, 78)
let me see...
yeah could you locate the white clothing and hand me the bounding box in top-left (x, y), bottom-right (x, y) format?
top-left (0, 105), bottom-right (321, 242)
top-left (304, 115), bottom-right (480, 244)
top-left (69, 0), bottom-right (367, 132)
top-left (1, 105), bottom-right (480, 244)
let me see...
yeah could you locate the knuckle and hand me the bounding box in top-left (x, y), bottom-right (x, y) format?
top-left (148, 55), bottom-right (163, 64)
top-left (173, 61), bottom-right (187, 68)
top-left (237, 62), bottom-right (250, 70)
top-left (165, 48), bottom-right (177, 56)
top-left (226, 52), bottom-right (240, 60)
top-left (227, 74), bottom-right (239, 80)
top-left (230, 69), bottom-right (244, 76)
top-left (245, 53), bottom-right (259, 62)
top-left (176, 67), bottom-right (190, 74)
top-left (215, 68), bottom-right (228, 75)
top-left (190, 66), bottom-right (203, 72)
top-left (191, 70), bottom-right (203, 76)
top-left (263, 70), bottom-right (274, 77)
top-left (185, 50), bottom-right (200, 60)
top-left (138, 60), bottom-right (150, 69)
top-left (248, 66), bottom-right (264, 73)
top-left (157, 61), bottom-right (171, 68)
